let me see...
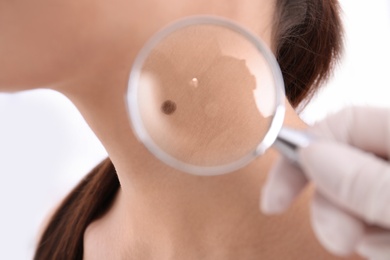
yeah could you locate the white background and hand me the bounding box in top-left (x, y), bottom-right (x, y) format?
top-left (0, 1), bottom-right (389, 259)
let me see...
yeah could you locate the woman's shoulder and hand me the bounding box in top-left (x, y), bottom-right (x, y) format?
top-left (83, 196), bottom-right (125, 260)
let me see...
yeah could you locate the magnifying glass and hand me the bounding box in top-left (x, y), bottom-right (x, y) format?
top-left (126, 16), bottom-right (311, 176)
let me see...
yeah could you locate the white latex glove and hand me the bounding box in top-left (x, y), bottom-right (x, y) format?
top-left (261, 106), bottom-right (390, 260)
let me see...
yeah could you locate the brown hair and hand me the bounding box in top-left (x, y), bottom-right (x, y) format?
top-left (34, 1), bottom-right (343, 259)
top-left (274, 0), bottom-right (343, 108)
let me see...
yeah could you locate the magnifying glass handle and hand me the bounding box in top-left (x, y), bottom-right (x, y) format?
top-left (273, 127), bottom-right (313, 163)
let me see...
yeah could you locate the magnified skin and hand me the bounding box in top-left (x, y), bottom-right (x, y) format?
top-left (138, 26), bottom-right (272, 166)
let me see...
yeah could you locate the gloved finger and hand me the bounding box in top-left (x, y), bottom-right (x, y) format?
top-left (309, 106), bottom-right (390, 159)
top-left (299, 141), bottom-right (390, 228)
top-left (261, 156), bottom-right (308, 214)
top-left (356, 232), bottom-right (390, 260)
top-left (311, 192), bottom-right (365, 256)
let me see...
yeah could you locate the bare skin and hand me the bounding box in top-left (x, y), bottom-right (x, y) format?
top-left (0, 0), bottom-right (362, 259)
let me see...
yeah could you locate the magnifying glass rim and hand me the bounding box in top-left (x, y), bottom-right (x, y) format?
top-left (126, 15), bottom-right (285, 176)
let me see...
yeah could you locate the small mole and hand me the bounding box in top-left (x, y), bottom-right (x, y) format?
top-left (161, 100), bottom-right (177, 115)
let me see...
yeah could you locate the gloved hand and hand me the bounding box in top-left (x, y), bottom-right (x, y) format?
top-left (261, 106), bottom-right (390, 260)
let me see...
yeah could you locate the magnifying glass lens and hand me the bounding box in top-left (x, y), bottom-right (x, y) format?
top-left (128, 18), bottom-right (284, 174)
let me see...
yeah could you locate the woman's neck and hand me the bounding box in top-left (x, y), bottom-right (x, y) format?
top-left (97, 155), bottom-right (280, 259)
top-left (63, 67), bottom-right (312, 259)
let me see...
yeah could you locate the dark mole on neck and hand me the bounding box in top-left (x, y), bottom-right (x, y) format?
top-left (161, 100), bottom-right (177, 115)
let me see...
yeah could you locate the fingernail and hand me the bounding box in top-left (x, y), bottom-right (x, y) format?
top-left (260, 185), bottom-right (290, 215)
